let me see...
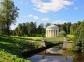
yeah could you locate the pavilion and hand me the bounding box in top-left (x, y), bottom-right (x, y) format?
top-left (46, 25), bottom-right (59, 37)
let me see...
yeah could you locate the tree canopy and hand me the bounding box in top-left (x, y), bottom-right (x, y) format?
top-left (0, 0), bottom-right (19, 35)
top-left (73, 21), bottom-right (84, 52)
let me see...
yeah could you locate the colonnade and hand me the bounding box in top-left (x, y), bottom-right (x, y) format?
top-left (46, 29), bottom-right (59, 37)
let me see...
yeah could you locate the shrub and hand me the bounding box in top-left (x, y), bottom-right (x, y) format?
top-left (66, 34), bottom-right (74, 41)
top-left (73, 21), bottom-right (84, 52)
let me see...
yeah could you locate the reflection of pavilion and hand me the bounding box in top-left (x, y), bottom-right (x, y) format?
top-left (46, 25), bottom-right (59, 37)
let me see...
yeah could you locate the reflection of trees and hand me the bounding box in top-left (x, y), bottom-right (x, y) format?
top-left (62, 50), bottom-right (84, 62)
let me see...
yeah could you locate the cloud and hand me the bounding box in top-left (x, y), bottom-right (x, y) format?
top-left (40, 17), bottom-right (66, 25)
top-left (28, 14), bottom-right (39, 19)
top-left (52, 20), bottom-right (67, 24)
top-left (32, 0), bottom-right (73, 13)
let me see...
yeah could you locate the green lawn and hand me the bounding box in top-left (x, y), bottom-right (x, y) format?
top-left (0, 36), bottom-right (42, 62)
top-left (44, 36), bottom-right (64, 42)
top-left (15, 36), bottom-right (64, 42)
top-left (21, 37), bottom-right (43, 41)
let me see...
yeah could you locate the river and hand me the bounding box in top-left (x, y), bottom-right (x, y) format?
top-left (29, 47), bottom-right (84, 62)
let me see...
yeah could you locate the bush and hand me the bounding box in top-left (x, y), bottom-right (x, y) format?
top-left (73, 21), bottom-right (84, 52)
top-left (59, 30), bottom-right (66, 37)
top-left (66, 34), bottom-right (74, 41)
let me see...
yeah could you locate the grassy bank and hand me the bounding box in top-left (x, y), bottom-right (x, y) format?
top-left (0, 36), bottom-right (42, 62)
top-left (0, 36), bottom-right (63, 62)
top-left (12, 36), bottom-right (64, 42)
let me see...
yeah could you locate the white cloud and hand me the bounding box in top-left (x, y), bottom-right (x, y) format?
top-left (40, 17), bottom-right (66, 25)
top-left (52, 20), bottom-right (67, 24)
top-left (28, 14), bottom-right (39, 19)
top-left (32, 0), bottom-right (73, 13)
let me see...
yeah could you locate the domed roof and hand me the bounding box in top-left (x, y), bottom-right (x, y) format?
top-left (46, 25), bottom-right (59, 30)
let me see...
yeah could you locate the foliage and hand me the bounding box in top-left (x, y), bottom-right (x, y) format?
top-left (59, 30), bottom-right (66, 37)
top-left (66, 34), bottom-right (74, 41)
top-left (70, 21), bottom-right (81, 35)
top-left (55, 22), bottom-right (71, 34)
top-left (45, 23), bottom-right (51, 27)
top-left (12, 22), bottom-right (73, 37)
top-left (0, 0), bottom-right (19, 35)
top-left (0, 50), bottom-right (31, 62)
top-left (12, 22), bottom-right (45, 37)
top-left (73, 21), bottom-right (84, 52)
top-left (0, 36), bottom-right (42, 62)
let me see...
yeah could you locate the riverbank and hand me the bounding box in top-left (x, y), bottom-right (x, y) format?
top-left (0, 36), bottom-right (42, 62)
top-left (0, 36), bottom-right (62, 62)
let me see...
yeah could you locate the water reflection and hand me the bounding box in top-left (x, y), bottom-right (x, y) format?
top-left (30, 49), bottom-right (84, 62)
top-left (62, 50), bottom-right (84, 62)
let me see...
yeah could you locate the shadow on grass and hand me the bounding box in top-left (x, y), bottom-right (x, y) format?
top-left (0, 36), bottom-right (39, 58)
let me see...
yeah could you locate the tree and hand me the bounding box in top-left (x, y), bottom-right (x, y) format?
top-left (59, 30), bottom-right (66, 36)
top-left (73, 21), bottom-right (84, 52)
top-left (66, 22), bottom-right (71, 34)
top-left (45, 23), bottom-right (51, 27)
top-left (30, 22), bottom-right (37, 36)
top-left (0, 0), bottom-right (19, 35)
top-left (70, 22), bottom-right (81, 35)
top-left (37, 23), bottom-right (45, 37)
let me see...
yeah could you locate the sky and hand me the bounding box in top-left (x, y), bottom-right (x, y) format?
top-left (0, 0), bottom-right (84, 30)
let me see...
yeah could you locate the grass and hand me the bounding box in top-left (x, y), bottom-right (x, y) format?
top-left (21, 37), bottom-right (43, 41)
top-left (0, 36), bottom-right (42, 62)
top-left (44, 36), bottom-right (64, 42)
top-left (13, 36), bottom-right (64, 42)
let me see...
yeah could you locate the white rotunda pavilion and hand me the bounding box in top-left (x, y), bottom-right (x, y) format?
top-left (46, 25), bottom-right (59, 37)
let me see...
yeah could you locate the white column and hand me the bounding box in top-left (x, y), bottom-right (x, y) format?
top-left (50, 30), bottom-right (51, 37)
top-left (48, 30), bottom-right (50, 37)
top-left (47, 30), bottom-right (49, 37)
top-left (49, 30), bottom-right (50, 37)
top-left (56, 30), bottom-right (57, 36)
top-left (54, 30), bottom-right (55, 37)
top-left (47, 30), bottom-right (48, 37)
top-left (46, 30), bottom-right (47, 37)
top-left (54, 30), bottom-right (56, 37)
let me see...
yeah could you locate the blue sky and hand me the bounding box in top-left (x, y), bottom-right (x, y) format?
top-left (1, 0), bottom-right (84, 30)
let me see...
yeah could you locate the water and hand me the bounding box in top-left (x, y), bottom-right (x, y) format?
top-left (29, 48), bottom-right (84, 62)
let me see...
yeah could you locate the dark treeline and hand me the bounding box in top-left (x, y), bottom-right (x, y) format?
top-left (11, 22), bottom-right (45, 37)
top-left (8, 21), bottom-right (83, 37)
top-left (10, 22), bottom-right (71, 37)
top-left (0, 18), bottom-right (83, 37)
